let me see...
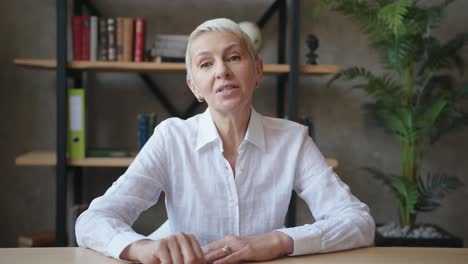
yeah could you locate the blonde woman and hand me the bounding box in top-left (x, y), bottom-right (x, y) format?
top-left (76, 18), bottom-right (375, 264)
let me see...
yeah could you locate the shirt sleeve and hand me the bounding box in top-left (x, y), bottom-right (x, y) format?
top-left (276, 129), bottom-right (375, 256)
top-left (75, 123), bottom-right (169, 259)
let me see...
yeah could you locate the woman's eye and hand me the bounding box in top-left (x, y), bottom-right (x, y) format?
top-left (228, 55), bottom-right (241, 61)
top-left (200, 62), bottom-right (212, 68)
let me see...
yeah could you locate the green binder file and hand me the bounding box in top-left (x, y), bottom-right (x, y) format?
top-left (68, 88), bottom-right (86, 159)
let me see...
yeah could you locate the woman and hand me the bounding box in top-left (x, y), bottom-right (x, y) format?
top-left (76, 18), bottom-right (375, 264)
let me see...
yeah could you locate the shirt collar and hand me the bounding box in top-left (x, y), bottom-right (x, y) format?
top-left (196, 108), bottom-right (221, 151)
top-left (244, 108), bottom-right (266, 151)
top-left (196, 107), bottom-right (266, 152)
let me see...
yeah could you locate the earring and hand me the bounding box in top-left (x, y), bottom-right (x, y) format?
top-left (197, 96), bottom-right (205, 102)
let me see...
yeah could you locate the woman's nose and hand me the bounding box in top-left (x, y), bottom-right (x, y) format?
top-left (215, 62), bottom-right (232, 79)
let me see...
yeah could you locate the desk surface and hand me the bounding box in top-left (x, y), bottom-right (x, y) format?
top-left (1, 247), bottom-right (467, 264)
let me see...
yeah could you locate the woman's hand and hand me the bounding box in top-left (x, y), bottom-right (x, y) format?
top-left (203, 231), bottom-right (293, 264)
top-left (120, 233), bottom-right (205, 264)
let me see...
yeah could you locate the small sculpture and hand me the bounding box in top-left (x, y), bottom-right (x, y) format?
top-left (306, 34), bottom-right (319, 64)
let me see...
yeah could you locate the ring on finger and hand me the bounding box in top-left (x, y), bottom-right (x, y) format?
top-left (222, 246), bottom-right (232, 256)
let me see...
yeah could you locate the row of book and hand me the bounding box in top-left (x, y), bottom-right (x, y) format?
top-left (149, 34), bottom-right (189, 63)
top-left (72, 16), bottom-right (146, 62)
top-left (68, 88), bottom-right (158, 159)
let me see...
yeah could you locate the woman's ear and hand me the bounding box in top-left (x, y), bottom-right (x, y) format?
top-left (186, 78), bottom-right (198, 97)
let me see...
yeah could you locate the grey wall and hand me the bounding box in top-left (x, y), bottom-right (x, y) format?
top-left (1, 0), bottom-right (467, 247)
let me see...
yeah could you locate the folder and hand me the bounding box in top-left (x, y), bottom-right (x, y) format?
top-left (68, 88), bottom-right (86, 159)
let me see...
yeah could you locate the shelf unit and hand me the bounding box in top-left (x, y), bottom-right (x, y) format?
top-left (14, 0), bottom-right (338, 245)
top-left (16, 151), bottom-right (339, 168)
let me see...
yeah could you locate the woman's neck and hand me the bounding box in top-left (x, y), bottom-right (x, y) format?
top-left (210, 106), bottom-right (251, 155)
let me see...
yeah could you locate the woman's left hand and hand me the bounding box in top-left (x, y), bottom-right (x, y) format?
top-left (203, 231), bottom-right (293, 264)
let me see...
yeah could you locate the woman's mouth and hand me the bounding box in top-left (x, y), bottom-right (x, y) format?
top-left (216, 84), bottom-right (238, 94)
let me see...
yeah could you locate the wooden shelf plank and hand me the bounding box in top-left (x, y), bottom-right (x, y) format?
top-left (16, 151), bottom-right (56, 166)
top-left (16, 151), bottom-right (339, 168)
top-left (14, 59), bottom-right (338, 75)
top-left (15, 151), bottom-right (133, 167)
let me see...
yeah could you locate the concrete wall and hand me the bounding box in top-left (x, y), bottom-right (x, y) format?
top-left (1, 0), bottom-right (467, 247)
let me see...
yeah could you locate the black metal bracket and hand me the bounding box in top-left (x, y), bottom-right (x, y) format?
top-left (257, 0), bottom-right (281, 29)
top-left (56, 0), bottom-right (69, 247)
top-left (139, 74), bottom-right (181, 117)
top-left (285, 0), bottom-right (301, 228)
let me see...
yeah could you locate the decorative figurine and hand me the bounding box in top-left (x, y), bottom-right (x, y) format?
top-left (306, 34), bottom-right (319, 64)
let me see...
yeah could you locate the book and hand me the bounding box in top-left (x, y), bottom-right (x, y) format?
top-left (134, 18), bottom-right (145, 62)
top-left (107, 18), bottom-right (116, 61)
top-left (303, 115), bottom-right (315, 141)
top-left (68, 88), bottom-right (86, 159)
top-left (153, 56), bottom-right (185, 63)
top-left (98, 17), bottom-right (108, 61)
top-left (153, 42), bottom-right (187, 51)
top-left (81, 16), bottom-right (91, 61)
top-left (18, 231), bottom-right (55, 247)
top-left (137, 112), bottom-right (157, 149)
top-left (72, 16), bottom-right (83, 60)
top-left (154, 34), bottom-right (189, 42)
top-left (138, 113), bottom-right (149, 149)
top-left (116, 17), bottom-right (124, 61)
top-left (90, 16), bottom-right (98, 61)
top-left (153, 34), bottom-right (188, 50)
top-left (150, 47), bottom-right (186, 58)
top-left (122, 18), bottom-right (134, 62)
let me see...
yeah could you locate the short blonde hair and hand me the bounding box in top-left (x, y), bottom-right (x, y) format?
top-left (185, 18), bottom-right (259, 80)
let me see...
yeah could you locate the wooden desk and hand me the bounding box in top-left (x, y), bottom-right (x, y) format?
top-left (0, 247), bottom-right (467, 264)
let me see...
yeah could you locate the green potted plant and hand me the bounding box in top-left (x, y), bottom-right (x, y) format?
top-left (319, 0), bottom-right (467, 245)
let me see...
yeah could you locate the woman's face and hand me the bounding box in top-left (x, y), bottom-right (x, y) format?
top-left (187, 31), bottom-right (263, 115)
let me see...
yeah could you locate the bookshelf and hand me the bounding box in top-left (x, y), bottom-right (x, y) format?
top-left (16, 151), bottom-right (339, 168)
top-left (14, 59), bottom-right (339, 75)
top-left (14, 0), bottom-right (338, 246)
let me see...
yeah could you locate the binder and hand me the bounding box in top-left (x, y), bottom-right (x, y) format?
top-left (68, 88), bottom-right (86, 159)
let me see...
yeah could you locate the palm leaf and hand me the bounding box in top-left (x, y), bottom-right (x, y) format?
top-left (362, 167), bottom-right (398, 194)
top-left (377, 107), bottom-right (415, 143)
top-left (328, 66), bottom-right (374, 86)
top-left (378, 0), bottom-right (415, 36)
top-left (384, 37), bottom-right (422, 70)
top-left (415, 173), bottom-right (465, 212)
top-left (415, 98), bottom-right (447, 133)
top-left (422, 32), bottom-right (468, 73)
top-left (391, 176), bottom-right (419, 214)
top-left (420, 74), bottom-right (454, 102)
top-left (430, 109), bottom-right (467, 144)
top-left (329, 68), bottom-right (403, 101)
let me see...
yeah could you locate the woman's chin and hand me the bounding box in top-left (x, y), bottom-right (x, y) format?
top-left (212, 99), bottom-right (250, 115)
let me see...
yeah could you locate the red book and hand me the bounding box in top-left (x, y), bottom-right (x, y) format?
top-left (81, 16), bottom-right (91, 61)
top-left (133, 18), bottom-right (145, 62)
top-left (72, 16), bottom-right (83, 60)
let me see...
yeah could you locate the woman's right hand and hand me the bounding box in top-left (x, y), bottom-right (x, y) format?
top-left (120, 233), bottom-right (205, 264)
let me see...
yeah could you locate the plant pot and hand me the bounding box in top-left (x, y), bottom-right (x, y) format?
top-left (375, 224), bottom-right (463, 248)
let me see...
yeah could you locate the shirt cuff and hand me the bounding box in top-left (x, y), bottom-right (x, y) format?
top-left (276, 224), bottom-right (323, 256)
top-left (107, 231), bottom-right (149, 260)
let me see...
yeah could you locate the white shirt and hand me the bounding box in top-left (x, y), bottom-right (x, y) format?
top-left (76, 108), bottom-right (375, 259)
